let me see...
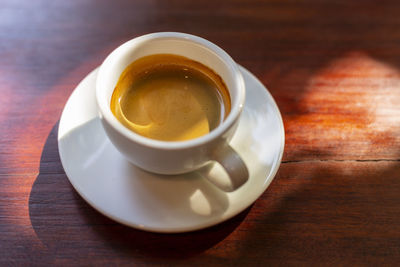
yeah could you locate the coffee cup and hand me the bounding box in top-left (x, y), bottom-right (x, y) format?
top-left (96, 32), bottom-right (248, 191)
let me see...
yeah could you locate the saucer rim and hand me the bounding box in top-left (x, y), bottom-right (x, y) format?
top-left (57, 65), bottom-right (285, 233)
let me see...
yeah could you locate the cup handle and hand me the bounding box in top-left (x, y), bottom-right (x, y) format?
top-left (200, 143), bottom-right (249, 192)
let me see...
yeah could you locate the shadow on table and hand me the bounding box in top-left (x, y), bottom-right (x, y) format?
top-left (29, 122), bottom-right (250, 260)
top-left (229, 158), bottom-right (400, 265)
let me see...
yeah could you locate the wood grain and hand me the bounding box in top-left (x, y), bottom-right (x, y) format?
top-left (1, 0), bottom-right (400, 265)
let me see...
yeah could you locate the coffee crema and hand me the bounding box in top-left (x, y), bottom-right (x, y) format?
top-left (110, 54), bottom-right (231, 141)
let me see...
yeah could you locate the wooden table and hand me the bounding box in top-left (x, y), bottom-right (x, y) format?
top-left (2, 0), bottom-right (400, 265)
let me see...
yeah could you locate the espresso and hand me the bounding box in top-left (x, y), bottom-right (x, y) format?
top-left (110, 54), bottom-right (231, 141)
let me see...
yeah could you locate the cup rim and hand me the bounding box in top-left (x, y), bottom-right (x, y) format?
top-left (96, 32), bottom-right (245, 150)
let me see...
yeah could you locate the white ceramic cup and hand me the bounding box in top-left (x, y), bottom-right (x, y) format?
top-left (96, 32), bottom-right (248, 191)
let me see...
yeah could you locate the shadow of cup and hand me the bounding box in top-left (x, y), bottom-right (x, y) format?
top-left (29, 122), bottom-right (250, 261)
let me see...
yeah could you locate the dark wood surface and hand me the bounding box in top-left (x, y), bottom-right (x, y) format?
top-left (1, 0), bottom-right (400, 265)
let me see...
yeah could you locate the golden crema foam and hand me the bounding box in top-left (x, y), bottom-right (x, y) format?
top-left (110, 54), bottom-right (231, 141)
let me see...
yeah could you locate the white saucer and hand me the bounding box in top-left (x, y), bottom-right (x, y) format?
top-left (58, 65), bottom-right (285, 233)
